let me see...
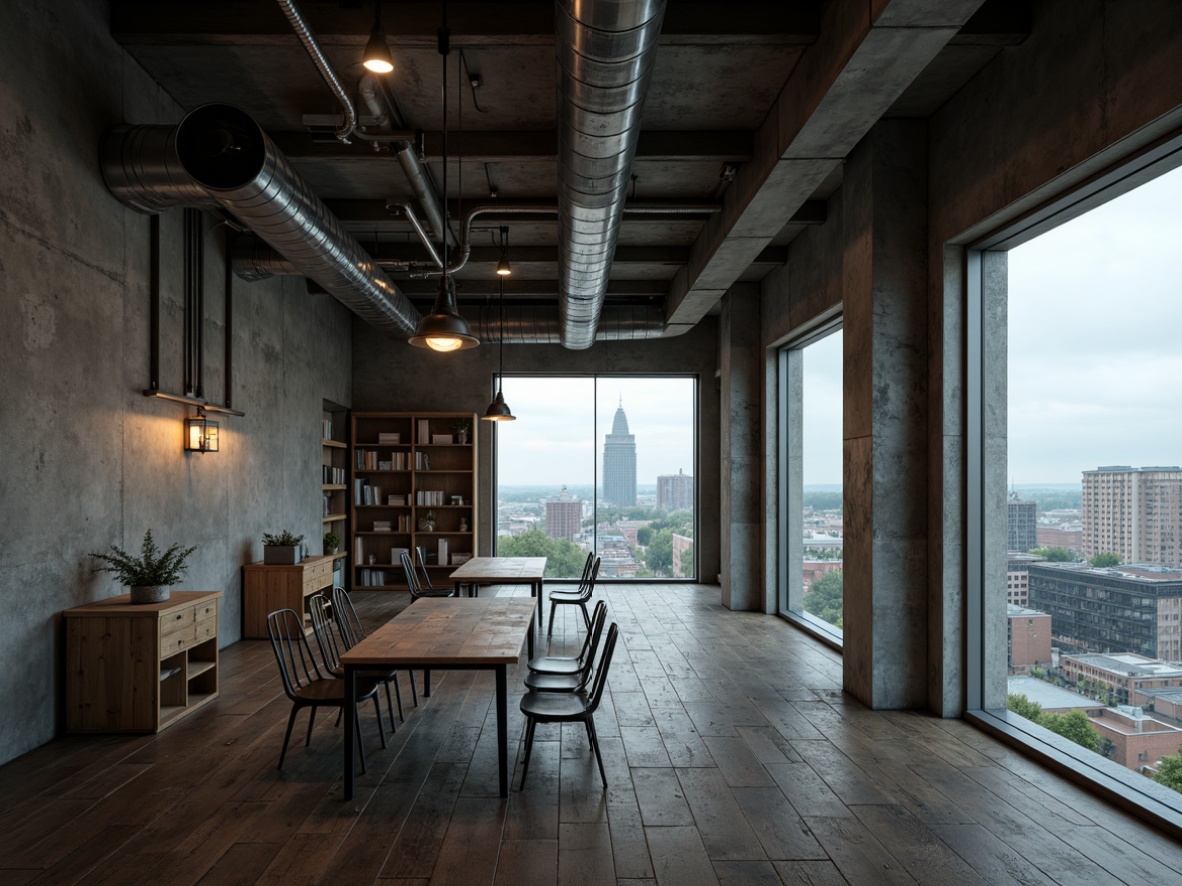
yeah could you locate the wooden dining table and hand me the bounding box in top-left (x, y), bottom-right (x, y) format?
top-left (449, 556), bottom-right (547, 635)
top-left (341, 596), bottom-right (536, 800)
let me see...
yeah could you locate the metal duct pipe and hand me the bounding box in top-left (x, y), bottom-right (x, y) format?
top-left (276, 0), bottom-right (356, 142)
top-left (466, 304), bottom-right (670, 343)
top-left (103, 104), bottom-right (421, 338)
top-left (555, 0), bottom-right (667, 349)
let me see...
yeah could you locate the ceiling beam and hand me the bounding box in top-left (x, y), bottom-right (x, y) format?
top-left (110, 1), bottom-right (821, 47)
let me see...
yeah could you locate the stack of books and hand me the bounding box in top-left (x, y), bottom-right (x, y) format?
top-left (373, 520), bottom-right (392, 532)
top-left (378, 431), bottom-right (400, 445)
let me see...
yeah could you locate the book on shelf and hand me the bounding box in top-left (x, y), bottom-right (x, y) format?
top-left (390, 546), bottom-right (409, 565)
top-left (322, 417), bottom-right (334, 440)
top-left (377, 432), bottom-right (400, 444)
top-left (437, 538), bottom-right (449, 565)
top-left (353, 478), bottom-right (383, 506)
top-left (373, 520), bottom-right (392, 532)
top-left (398, 514), bottom-right (411, 532)
top-left (359, 567), bottom-right (390, 587)
top-left (431, 434), bottom-right (453, 444)
top-left (387, 493), bottom-right (406, 506)
top-left (414, 451), bottom-right (431, 470)
top-left (322, 465), bottom-right (345, 484)
top-left (417, 419), bottom-right (430, 444)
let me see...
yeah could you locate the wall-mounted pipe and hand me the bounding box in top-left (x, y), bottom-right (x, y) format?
top-left (103, 104), bottom-right (421, 338)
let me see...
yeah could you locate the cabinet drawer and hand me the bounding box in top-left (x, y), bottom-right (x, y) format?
top-left (160, 606), bottom-right (196, 634)
top-left (194, 614), bottom-right (218, 643)
top-left (303, 559), bottom-right (334, 591)
top-left (161, 622), bottom-right (198, 657)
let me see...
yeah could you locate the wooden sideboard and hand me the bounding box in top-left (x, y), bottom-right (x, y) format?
top-left (242, 554), bottom-right (334, 639)
top-left (64, 590), bottom-right (221, 733)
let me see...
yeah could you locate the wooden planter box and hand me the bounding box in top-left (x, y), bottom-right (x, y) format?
top-left (263, 545), bottom-right (301, 565)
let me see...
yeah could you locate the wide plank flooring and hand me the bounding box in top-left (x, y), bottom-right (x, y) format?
top-left (1, 584), bottom-right (1178, 884)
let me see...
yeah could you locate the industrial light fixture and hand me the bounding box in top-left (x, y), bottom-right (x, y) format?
top-left (361, 1), bottom-right (394, 74)
top-left (482, 275), bottom-right (516, 421)
top-left (495, 225), bottom-right (511, 276)
top-left (184, 409), bottom-right (220, 453)
top-left (409, 3), bottom-right (479, 352)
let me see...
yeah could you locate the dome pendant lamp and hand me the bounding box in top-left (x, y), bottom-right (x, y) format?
top-left (362, 1), bottom-right (395, 74)
top-left (482, 275), bottom-right (515, 421)
top-left (410, 0), bottom-right (477, 352)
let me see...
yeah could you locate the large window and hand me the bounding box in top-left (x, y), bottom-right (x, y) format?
top-left (494, 375), bottom-right (697, 580)
top-left (972, 156), bottom-right (1182, 817)
top-left (778, 323), bottom-right (843, 642)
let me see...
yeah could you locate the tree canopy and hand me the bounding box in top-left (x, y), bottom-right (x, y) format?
top-left (803, 491), bottom-right (842, 511)
top-left (1007, 693), bottom-right (1100, 753)
top-left (1088, 552), bottom-right (1121, 568)
top-left (497, 530), bottom-right (589, 578)
top-left (645, 529), bottom-right (674, 575)
top-left (1028, 547), bottom-right (1075, 562)
top-left (1152, 750), bottom-right (1182, 794)
top-left (804, 570), bottom-right (843, 628)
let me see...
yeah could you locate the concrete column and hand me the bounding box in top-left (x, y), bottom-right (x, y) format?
top-left (720, 283), bottom-right (762, 610)
top-left (842, 121), bottom-right (929, 708)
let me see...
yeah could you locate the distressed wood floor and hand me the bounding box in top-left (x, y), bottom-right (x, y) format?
top-left (1, 584), bottom-right (1179, 884)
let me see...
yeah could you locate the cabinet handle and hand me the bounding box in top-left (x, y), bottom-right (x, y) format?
top-left (174, 614), bottom-right (184, 621)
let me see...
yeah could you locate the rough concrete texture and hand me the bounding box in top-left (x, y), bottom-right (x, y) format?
top-left (0, 0), bottom-right (352, 765)
top-left (719, 285), bottom-right (763, 611)
top-left (350, 318), bottom-right (721, 584)
top-left (841, 121), bottom-right (930, 710)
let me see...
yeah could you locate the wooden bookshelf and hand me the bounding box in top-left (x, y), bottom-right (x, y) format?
top-left (349, 412), bottom-right (477, 591)
top-left (322, 403), bottom-right (349, 580)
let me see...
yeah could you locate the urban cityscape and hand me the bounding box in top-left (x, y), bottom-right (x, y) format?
top-left (496, 397), bottom-right (695, 580)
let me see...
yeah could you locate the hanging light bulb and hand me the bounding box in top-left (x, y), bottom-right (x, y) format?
top-left (495, 225), bottom-right (511, 276)
top-left (362, 1), bottom-right (394, 74)
top-left (482, 275), bottom-right (516, 421)
top-left (408, 2), bottom-right (478, 353)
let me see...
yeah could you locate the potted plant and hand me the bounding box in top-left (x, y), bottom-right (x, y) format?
top-left (452, 418), bottom-right (471, 445)
top-left (263, 530), bottom-right (305, 565)
top-left (90, 530), bottom-right (196, 604)
top-left (323, 531), bottom-right (340, 555)
top-left (418, 509), bottom-right (436, 532)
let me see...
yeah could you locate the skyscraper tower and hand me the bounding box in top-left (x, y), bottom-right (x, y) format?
top-left (602, 398), bottom-right (637, 506)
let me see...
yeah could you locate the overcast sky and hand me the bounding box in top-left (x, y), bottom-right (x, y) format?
top-left (1008, 162), bottom-right (1182, 485)
top-left (496, 375), bottom-right (696, 487)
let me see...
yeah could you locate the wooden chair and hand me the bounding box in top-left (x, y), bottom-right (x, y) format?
top-left (524, 601), bottom-right (608, 692)
top-left (309, 592), bottom-right (400, 731)
top-left (266, 608), bottom-right (385, 771)
top-left (519, 623), bottom-right (619, 789)
top-left (547, 556), bottom-right (600, 637)
top-left (330, 586), bottom-right (417, 715)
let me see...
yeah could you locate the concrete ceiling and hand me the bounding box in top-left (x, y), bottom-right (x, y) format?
top-left (109, 0), bottom-right (1028, 323)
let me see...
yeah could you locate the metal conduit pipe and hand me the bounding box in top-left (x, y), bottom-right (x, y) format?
top-left (103, 104), bottom-right (421, 338)
top-left (276, 0), bottom-right (356, 142)
top-left (555, 0), bottom-right (667, 349)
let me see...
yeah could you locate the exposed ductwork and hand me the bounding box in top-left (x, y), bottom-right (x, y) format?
top-left (467, 304), bottom-right (669, 344)
top-left (102, 104), bottom-right (421, 338)
top-left (555, 0), bottom-right (667, 349)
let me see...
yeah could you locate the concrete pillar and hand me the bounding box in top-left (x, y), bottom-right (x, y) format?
top-left (842, 121), bottom-right (929, 707)
top-left (720, 283), bottom-right (762, 610)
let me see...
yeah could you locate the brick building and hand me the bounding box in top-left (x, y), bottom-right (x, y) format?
top-left (1007, 605), bottom-right (1052, 673)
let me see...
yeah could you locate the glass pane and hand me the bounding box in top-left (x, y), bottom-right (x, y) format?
top-left (801, 330), bottom-right (844, 632)
top-left (1003, 165), bottom-right (1182, 791)
top-left (596, 378), bottom-right (697, 579)
top-left (494, 376), bottom-right (595, 579)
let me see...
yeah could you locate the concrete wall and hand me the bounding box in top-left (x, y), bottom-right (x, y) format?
top-left (351, 318), bottom-right (721, 582)
top-left (0, 0), bottom-right (353, 765)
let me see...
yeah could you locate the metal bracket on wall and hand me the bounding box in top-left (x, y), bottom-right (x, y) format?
top-left (142, 212), bottom-right (246, 417)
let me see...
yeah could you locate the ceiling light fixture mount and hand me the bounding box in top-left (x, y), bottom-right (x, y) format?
top-left (409, 0), bottom-right (478, 353)
top-left (362, 1), bottom-right (394, 74)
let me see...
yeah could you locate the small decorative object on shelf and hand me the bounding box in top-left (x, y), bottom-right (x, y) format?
top-left (452, 418), bottom-right (471, 445)
top-left (418, 509), bottom-right (436, 532)
top-left (263, 530), bottom-right (305, 565)
top-left (323, 531), bottom-right (340, 555)
top-left (89, 529), bottom-right (197, 604)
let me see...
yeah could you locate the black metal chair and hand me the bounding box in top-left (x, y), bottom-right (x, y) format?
top-left (309, 592), bottom-right (400, 731)
top-left (547, 556), bottom-right (600, 637)
top-left (266, 608), bottom-right (385, 771)
top-left (415, 545), bottom-right (436, 590)
top-left (524, 601), bottom-right (608, 692)
top-left (519, 623), bottom-right (619, 789)
top-left (528, 600), bottom-right (608, 675)
top-left (330, 585), bottom-right (417, 715)
top-left (401, 550), bottom-right (455, 599)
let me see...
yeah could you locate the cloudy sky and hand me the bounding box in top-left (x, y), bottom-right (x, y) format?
top-left (495, 375), bottom-right (696, 487)
top-left (490, 163), bottom-right (1182, 491)
top-left (1008, 162), bottom-right (1182, 485)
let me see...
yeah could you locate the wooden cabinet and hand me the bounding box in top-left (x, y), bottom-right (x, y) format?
top-left (350, 412), bottom-right (477, 591)
top-left (241, 555), bottom-right (335, 638)
top-left (64, 591), bottom-right (221, 733)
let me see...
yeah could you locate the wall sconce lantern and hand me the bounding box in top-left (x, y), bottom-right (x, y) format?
top-left (184, 411), bottom-right (220, 453)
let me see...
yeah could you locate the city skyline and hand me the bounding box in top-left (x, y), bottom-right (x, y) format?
top-left (494, 376), bottom-right (696, 487)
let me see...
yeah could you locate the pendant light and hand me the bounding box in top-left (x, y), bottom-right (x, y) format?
top-left (495, 226), bottom-right (511, 276)
top-left (409, 2), bottom-right (478, 352)
top-left (362, 1), bottom-right (394, 74)
top-left (482, 274), bottom-right (515, 421)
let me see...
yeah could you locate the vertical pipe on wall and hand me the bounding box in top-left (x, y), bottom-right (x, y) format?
top-left (148, 214), bottom-right (161, 392)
